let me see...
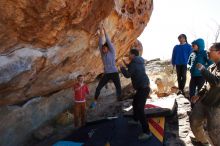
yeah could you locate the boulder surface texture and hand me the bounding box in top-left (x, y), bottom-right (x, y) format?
top-left (0, 0), bottom-right (153, 106)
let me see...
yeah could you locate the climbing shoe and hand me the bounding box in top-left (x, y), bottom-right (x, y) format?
top-left (201, 142), bottom-right (212, 146)
top-left (138, 133), bottom-right (152, 141)
top-left (128, 120), bottom-right (140, 125)
top-left (89, 101), bottom-right (97, 109)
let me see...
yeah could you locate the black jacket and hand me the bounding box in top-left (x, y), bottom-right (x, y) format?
top-left (198, 61), bottom-right (220, 106)
top-left (120, 56), bottom-right (150, 90)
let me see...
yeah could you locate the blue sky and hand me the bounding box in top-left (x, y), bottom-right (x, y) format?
top-left (139, 0), bottom-right (220, 60)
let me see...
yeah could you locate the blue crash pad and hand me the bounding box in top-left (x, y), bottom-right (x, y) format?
top-left (53, 141), bottom-right (83, 146)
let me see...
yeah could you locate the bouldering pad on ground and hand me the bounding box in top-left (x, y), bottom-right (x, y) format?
top-left (123, 96), bottom-right (177, 117)
top-left (53, 141), bottom-right (83, 146)
top-left (59, 117), bottom-right (163, 146)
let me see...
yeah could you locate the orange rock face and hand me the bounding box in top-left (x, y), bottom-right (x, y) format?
top-left (0, 0), bottom-right (153, 105)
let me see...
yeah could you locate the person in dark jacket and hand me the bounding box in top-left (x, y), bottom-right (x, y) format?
top-left (120, 49), bottom-right (152, 141)
top-left (90, 25), bottom-right (121, 109)
top-left (190, 42), bottom-right (220, 146)
top-left (187, 38), bottom-right (212, 104)
top-left (172, 34), bottom-right (192, 94)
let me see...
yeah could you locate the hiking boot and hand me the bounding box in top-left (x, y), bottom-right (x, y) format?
top-left (128, 120), bottom-right (140, 125)
top-left (138, 133), bottom-right (152, 141)
top-left (89, 101), bottom-right (97, 109)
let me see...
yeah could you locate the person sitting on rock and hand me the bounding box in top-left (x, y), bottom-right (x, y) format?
top-left (90, 24), bottom-right (121, 109)
top-left (73, 75), bottom-right (90, 128)
top-left (187, 38), bottom-right (212, 107)
top-left (120, 48), bottom-right (152, 141)
top-left (190, 42), bottom-right (220, 146)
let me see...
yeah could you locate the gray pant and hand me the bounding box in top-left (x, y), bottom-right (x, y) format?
top-left (207, 107), bottom-right (220, 146)
top-left (190, 101), bottom-right (210, 144)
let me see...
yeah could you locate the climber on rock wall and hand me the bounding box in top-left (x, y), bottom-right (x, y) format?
top-left (90, 24), bottom-right (122, 109)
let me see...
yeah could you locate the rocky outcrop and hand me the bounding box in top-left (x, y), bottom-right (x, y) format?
top-left (0, 1), bottom-right (153, 145)
top-left (0, 0), bottom-right (153, 106)
top-left (0, 75), bottom-right (133, 146)
top-left (0, 89), bottom-right (73, 146)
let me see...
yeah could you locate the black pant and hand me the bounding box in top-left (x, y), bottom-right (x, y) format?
top-left (132, 87), bottom-right (150, 134)
top-left (189, 76), bottom-right (205, 98)
top-left (95, 72), bottom-right (121, 100)
top-left (176, 65), bottom-right (187, 91)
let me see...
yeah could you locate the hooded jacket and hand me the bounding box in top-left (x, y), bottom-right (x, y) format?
top-left (120, 56), bottom-right (150, 90)
top-left (188, 38), bottom-right (213, 77)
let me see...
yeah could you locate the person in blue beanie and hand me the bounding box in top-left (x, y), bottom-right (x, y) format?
top-left (172, 34), bottom-right (192, 94)
top-left (188, 38), bottom-right (212, 105)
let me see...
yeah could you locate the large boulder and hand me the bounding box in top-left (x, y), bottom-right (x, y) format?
top-left (0, 0), bottom-right (153, 105)
top-left (0, 89), bottom-right (73, 146)
top-left (0, 1), bottom-right (153, 145)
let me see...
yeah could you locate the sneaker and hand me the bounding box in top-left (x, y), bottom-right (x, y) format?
top-left (201, 143), bottom-right (212, 146)
top-left (138, 133), bottom-right (152, 140)
top-left (177, 90), bottom-right (183, 95)
top-left (117, 96), bottom-right (123, 101)
top-left (128, 120), bottom-right (140, 125)
top-left (89, 101), bottom-right (97, 109)
top-left (190, 136), bottom-right (200, 143)
top-left (191, 137), bottom-right (211, 146)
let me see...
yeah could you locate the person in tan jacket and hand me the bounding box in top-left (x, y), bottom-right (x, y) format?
top-left (190, 42), bottom-right (220, 146)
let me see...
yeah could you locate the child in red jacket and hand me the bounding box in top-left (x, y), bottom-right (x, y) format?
top-left (73, 75), bottom-right (89, 128)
